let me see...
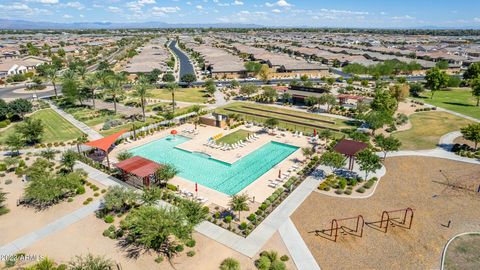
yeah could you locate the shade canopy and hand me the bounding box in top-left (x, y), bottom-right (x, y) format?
top-left (84, 130), bottom-right (127, 152)
top-left (171, 130), bottom-right (178, 135)
top-left (333, 139), bottom-right (369, 157)
top-left (115, 156), bottom-right (162, 178)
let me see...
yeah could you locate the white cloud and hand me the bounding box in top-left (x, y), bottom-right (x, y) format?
top-left (474, 17), bottom-right (480, 22)
top-left (196, 5), bottom-right (203, 9)
top-left (152, 6), bottom-right (180, 15)
top-left (139, 0), bottom-right (156, 4)
top-left (271, 9), bottom-right (281, 14)
top-left (319, 8), bottom-right (369, 15)
top-left (232, 0), bottom-right (243, 5)
top-left (65, 2), bottom-right (84, 10)
top-left (392, 15), bottom-right (414, 20)
top-left (107, 6), bottom-right (122, 13)
top-left (63, 14), bottom-right (73, 18)
top-left (266, 0), bottom-right (292, 7)
top-left (29, 0), bottom-right (59, 4)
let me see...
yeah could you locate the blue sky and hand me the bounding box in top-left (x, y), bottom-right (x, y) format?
top-left (1, 0), bottom-right (480, 27)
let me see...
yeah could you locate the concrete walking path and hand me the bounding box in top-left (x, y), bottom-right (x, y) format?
top-left (49, 102), bottom-right (102, 140)
top-left (195, 176), bottom-right (321, 258)
top-left (279, 218), bottom-right (321, 270)
top-left (0, 201), bottom-right (101, 255)
top-left (0, 162), bottom-right (127, 255)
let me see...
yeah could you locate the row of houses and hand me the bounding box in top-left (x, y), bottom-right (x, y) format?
top-left (0, 56), bottom-right (50, 79)
top-left (123, 38), bottom-right (171, 74)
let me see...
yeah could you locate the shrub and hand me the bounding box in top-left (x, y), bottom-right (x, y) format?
top-left (0, 163), bottom-right (6, 171)
top-left (77, 186), bottom-right (86, 194)
top-left (240, 222), bottom-right (247, 230)
top-left (87, 197), bottom-right (93, 202)
top-left (247, 213), bottom-right (256, 222)
top-left (335, 189), bottom-right (343, 195)
top-left (166, 184), bottom-right (178, 191)
top-left (187, 251), bottom-right (196, 257)
top-left (67, 198), bottom-right (74, 202)
top-left (185, 239), bottom-right (196, 248)
top-left (5, 179), bottom-right (12, 185)
top-left (104, 215), bottom-right (114, 223)
top-left (94, 192), bottom-right (100, 197)
top-left (356, 187), bottom-right (366, 193)
top-left (224, 215), bottom-right (232, 223)
top-left (280, 255), bottom-right (289, 262)
top-left (344, 189), bottom-right (352, 195)
top-left (175, 245), bottom-right (184, 252)
top-left (154, 256), bottom-right (164, 263)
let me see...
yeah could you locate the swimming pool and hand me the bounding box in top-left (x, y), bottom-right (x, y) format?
top-left (129, 135), bottom-right (298, 195)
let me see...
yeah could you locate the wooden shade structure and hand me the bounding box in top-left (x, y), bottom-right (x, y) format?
top-left (333, 139), bottom-right (368, 170)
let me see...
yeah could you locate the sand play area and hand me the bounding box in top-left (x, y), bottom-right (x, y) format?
top-left (292, 156), bottom-right (480, 269)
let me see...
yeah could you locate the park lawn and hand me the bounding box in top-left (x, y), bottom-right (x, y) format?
top-left (216, 129), bottom-right (252, 144)
top-left (0, 109), bottom-right (84, 144)
top-left (64, 107), bottom-right (124, 128)
top-left (414, 88), bottom-right (480, 120)
top-left (99, 117), bottom-right (158, 136)
top-left (140, 87), bottom-right (208, 103)
top-left (215, 102), bottom-right (354, 135)
top-left (393, 111), bottom-right (473, 150)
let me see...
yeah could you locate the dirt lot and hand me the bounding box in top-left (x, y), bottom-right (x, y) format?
top-left (292, 156), bottom-right (480, 270)
top-left (16, 213), bottom-right (296, 270)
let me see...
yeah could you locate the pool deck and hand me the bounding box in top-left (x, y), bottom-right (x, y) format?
top-left (111, 123), bottom-right (312, 208)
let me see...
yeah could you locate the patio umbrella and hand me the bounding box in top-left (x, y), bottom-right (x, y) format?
top-left (278, 170), bottom-right (281, 178)
top-left (195, 182), bottom-right (198, 197)
top-left (171, 129), bottom-right (177, 139)
top-left (314, 129), bottom-right (317, 137)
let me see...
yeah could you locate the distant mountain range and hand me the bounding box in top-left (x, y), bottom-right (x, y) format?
top-left (0, 19), bottom-right (264, 30)
top-left (1, 19), bottom-right (480, 30)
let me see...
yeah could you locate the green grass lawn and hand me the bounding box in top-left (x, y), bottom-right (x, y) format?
top-left (129, 87), bottom-right (208, 103)
top-left (415, 88), bottom-right (480, 120)
top-left (216, 129), bottom-right (252, 144)
top-left (64, 106), bottom-right (124, 128)
top-left (215, 102), bottom-right (354, 135)
top-left (0, 109), bottom-right (84, 144)
top-left (393, 111), bottom-right (473, 150)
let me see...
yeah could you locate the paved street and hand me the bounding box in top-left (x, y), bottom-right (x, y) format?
top-left (168, 40), bottom-right (195, 79)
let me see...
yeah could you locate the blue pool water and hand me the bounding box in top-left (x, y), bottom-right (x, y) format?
top-left (129, 135), bottom-right (298, 195)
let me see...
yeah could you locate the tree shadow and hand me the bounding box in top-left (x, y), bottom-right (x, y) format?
top-left (443, 102), bottom-right (473, 107)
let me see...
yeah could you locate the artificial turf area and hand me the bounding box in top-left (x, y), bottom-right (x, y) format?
top-left (0, 109), bottom-right (84, 144)
top-left (136, 87), bottom-right (208, 103)
top-left (444, 234), bottom-right (480, 270)
top-left (216, 129), bottom-right (251, 144)
top-left (415, 88), bottom-right (480, 120)
top-left (393, 111), bottom-right (473, 150)
top-left (215, 102), bottom-right (354, 135)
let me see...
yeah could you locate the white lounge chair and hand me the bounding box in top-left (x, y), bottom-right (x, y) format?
top-left (268, 183), bottom-right (278, 188)
top-left (299, 132), bottom-right (303, 137)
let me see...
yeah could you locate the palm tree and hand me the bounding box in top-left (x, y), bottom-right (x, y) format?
top-left (76, 135), bottom-right (88, 154)
top-left (166, 82), bottom-right (178, 115)
top-left (104, 74), bottom-right (125, 114)
top-left (192, 104), bottom-right (202, 129)
top-left (220, 258), bottom-right (240, 270)
top-left (76, 65), bottom-right (87, 80)
top-left (154, 163), bottom-right (179, 186)
top-left (134, 75), bottom-right (151, 122)
top-left (45, 67), bottom-right (58, 98)
top-left (83, 74), bottom-right (98, 109)
top-left (229, 193), bottom-right (249, 221)
top-left (62, 69), bottom-right (76, 81)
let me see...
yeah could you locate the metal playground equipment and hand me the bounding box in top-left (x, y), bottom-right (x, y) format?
top-left (313, 208), bottom-right (414, 242)
top-left (368, 208), bottom-right (414, 233)
top-left (313, 215), bottom-right (365, 242)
